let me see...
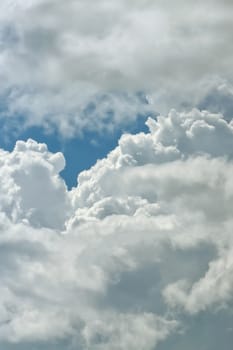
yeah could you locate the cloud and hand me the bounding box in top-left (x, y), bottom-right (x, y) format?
top-left (0, 138), bottom-right (70, 229)
top-left (0, 0), bottom-right (233, 135)
top-left (0, 109), bottom-right (233, 349)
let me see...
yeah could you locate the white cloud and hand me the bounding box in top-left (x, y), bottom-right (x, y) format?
top-left (163, 245), bottom-right (233, 314)
top-left (0, 0), bottom-right (233, 134)
top-left (0, 110), bottom-right (233, 348)
top-left (0, 138), bottom-right (70, 229)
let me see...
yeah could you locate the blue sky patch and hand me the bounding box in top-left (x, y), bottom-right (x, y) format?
top-left (0, 113), bottom-right (149, 189)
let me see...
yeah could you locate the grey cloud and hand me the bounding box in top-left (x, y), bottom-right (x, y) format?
top-left (157, 307), bottom-right (233, 350)
top-left (199, 82), bottom-right (233, 121)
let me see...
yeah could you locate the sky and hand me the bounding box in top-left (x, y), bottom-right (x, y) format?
top-left (0, 1), bottom-right (233, 349)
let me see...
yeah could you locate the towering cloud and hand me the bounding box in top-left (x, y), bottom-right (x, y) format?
top-left (0, 110), bottom-right (233, 349)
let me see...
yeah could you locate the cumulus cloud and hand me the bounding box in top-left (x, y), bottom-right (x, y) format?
top-left (0, 138), bottom-right (70, 229)
top-left (0, 0), bottom-right (233, 134)
top-left (0, 109), bottom-right (233, 349)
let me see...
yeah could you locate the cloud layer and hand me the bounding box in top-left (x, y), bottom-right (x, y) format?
top-left (0, 109), bottom-right (233, 349)
top-left (1, 0), bottom-right (233, 134)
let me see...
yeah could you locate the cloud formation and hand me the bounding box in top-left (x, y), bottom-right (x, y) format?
top-left (0, 0), bottom-right (233, 134)
top-left (0, 110), bottom-right (233, 349)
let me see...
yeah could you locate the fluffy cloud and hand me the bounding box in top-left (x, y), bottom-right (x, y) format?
top-left (0, 109), bottom-right (233, 349)
top-left (0, 138), bottom-right (70, 229)
top-left (0, 0), bottom-right (233, 134)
